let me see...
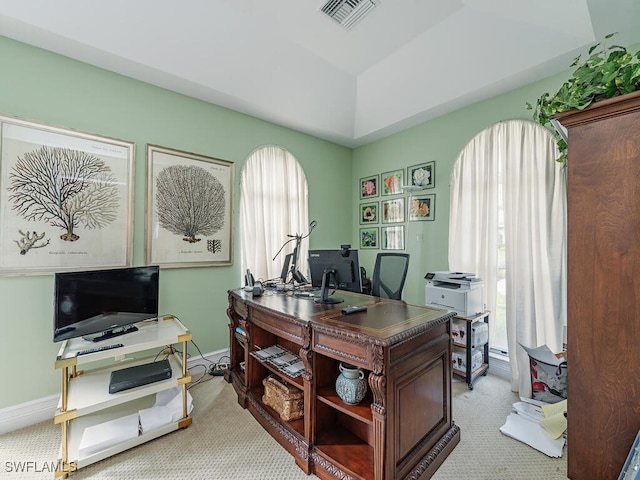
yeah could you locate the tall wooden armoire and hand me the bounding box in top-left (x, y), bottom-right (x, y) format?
top-left (555, 91), bottom-right (640, 480)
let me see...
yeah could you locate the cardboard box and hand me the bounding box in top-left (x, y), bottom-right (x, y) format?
top-left (452, 320), bottom-right (488, 348)
top-left (452, 348), bottom-right (483, 373)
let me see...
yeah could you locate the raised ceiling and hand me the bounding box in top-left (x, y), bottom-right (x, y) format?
top-left (0, 0), bottom-right (638, 147)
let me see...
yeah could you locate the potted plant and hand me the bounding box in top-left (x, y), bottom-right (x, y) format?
top-left (528, 33), bottom-right (640, 163)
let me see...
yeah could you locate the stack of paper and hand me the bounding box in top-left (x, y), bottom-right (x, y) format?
top-left (500, 411), bottom-right (565, 457)
top-left (500, 398), bottom-right (566, 457)
top-left (78, 413), bottom-right (140, 457)
top-left (540, 400), bottom-right (567, 439)
top-left (139, 387), bottom-right (193, 434)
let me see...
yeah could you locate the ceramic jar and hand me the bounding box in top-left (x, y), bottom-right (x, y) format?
top-left (335, 362), bottom-right (367, 405)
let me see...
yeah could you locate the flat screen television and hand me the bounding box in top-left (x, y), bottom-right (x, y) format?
top-left (53, 265), bottom-right (160, 343)
top-left (308, 248), bottom-right (362, 293)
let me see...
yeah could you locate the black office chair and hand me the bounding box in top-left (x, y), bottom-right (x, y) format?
top-left (370, 253), bottom-right (410, 300)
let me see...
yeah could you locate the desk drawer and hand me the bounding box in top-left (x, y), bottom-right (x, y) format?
top-left (312, 330), bottom-right (370, 368)
top-left (252, 309), bottom-right (305, 345)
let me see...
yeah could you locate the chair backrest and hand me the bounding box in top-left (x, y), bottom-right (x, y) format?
top-left (371, 253), bottom-right (410, 300)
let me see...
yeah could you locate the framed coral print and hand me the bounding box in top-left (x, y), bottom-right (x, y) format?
top-left (381, 198), bottom-right (405, 224)
top-left (409, 194), bottom-right (435, 221)
top-left (360, 174), bottom-right (379, 199)
top-left (381, 225), bottom-right (405, 250)
top-left (381, 169), bottom-right (403, 196)
top-left (360, 227), bottom-right (379, 249)
top-left (146, 144), bottom-right (234, 268)
top-left (407, 161), bottom-right (435, 189)
top-left (0, 114), bottom-right (134, 276)
top-left (360, 202), bottom-right (378, 224)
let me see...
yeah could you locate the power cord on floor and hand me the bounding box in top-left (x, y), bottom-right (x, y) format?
top-left (208, 355), bottom-right (230, 376)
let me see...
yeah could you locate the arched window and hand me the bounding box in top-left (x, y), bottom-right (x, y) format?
top-left (449, 120), bottom-right (566, 395)
top-left (240, 145), bottom-right (309, 282)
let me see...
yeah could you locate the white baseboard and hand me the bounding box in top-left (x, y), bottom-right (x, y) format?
top-left (488, 351), bottom-right (511, 380)
top-left (0, 347), bottom-right (230, 435)
top-left (0, 394), bottom-right (59, 435)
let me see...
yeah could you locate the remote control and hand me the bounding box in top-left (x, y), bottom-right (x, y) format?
top-left (341, 305), bottom-right (367, 315)
top-left (76, 343), bottom-right (124, 356)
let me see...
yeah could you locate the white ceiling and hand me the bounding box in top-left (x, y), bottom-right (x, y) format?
top-left (0, 0), bottom-right (638, 147)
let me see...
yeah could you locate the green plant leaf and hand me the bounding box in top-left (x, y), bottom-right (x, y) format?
top-left (528, 32), bottom-right (640, 165)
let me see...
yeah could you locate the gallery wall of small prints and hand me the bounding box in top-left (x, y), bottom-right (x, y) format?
top-left (358, 161), bottom-right (435, 251)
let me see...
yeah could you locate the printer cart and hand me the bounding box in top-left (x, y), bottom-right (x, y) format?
top-left (451, 311), bottom-right (489, 389)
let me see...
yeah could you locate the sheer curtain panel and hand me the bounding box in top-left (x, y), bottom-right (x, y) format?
top-left (240, 146), bottom-right (309, 283)
top-left (449, 120), bottom-right (566, 395)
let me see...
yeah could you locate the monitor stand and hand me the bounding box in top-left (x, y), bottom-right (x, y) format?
top-left (85, 324), bottom-right (139, 343)
top-left (314, 269), bottom-right (343, 304)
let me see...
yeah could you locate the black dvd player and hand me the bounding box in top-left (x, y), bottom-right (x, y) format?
top-left (108, 358), bottom-right (172, 394)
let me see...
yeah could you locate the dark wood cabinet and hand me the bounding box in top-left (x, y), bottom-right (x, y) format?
top-left (225, 289), bottom-right (460, 479)
top-left (555, 91), bottom-right (640, 480)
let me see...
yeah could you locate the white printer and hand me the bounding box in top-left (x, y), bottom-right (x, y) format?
top-left (425, 271), bottom-right (484, 317)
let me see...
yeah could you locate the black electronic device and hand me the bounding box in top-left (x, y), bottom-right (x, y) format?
top-left (314, 269), bottom-right (344, 304)
top-left (280, 253), bottom-right (293, 282)
top-left (108, 358), bottom-right (172, 394)
top-left (308, 248), bottom-right (362, 293)
top-left (53, 266), bottom-right (160, 343)
top-left (272, 220), bottom-right (317, 284)
top-left (245, 269), bottom-right (255, 287)
top-left (252, 281), bottom-right (264, 296)
top-left (76, 343), bottom-right (124, 356)
top-left (341, 305), bottom-right (367, 315)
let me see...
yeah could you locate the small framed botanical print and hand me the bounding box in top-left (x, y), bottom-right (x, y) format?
top-left (409, 194), bottom-right (435, 221)
top-left (381, 225), bottom-right (405, 250)
top-left (360, 174), bottom-right (379, 199)
top-left (360, 202), bottom-right (378, 224)
top-left (381, 169), bottom-right (403, 196)
top-left (381, 198), bottom-right (404, 224)
top-left (407, 161), bottom-right (435, 189)
top-left (360, 227), bottom-right (379, 249)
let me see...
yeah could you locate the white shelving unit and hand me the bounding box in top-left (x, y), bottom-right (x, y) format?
top-left (54, 316), bottom-right (192, 478)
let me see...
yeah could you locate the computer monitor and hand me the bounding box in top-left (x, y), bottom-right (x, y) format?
top-left (280, 253), bottom-right (293, 282)
top-left (308, 248), bottom-right (362, 293)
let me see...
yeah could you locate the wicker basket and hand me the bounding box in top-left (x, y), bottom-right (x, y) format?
top-left (262, 375), bottom-right (304, 421)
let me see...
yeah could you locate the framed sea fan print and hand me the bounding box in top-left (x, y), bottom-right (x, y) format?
top-left (146, 144), bottom-right (234, 267)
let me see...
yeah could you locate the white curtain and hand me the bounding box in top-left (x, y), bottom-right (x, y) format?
top-left (240, 145), bottom-right (309, 282)
top-left (449, 120), bottom-right (566, 395)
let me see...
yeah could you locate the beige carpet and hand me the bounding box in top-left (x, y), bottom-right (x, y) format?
top-left (0, 373), bottom-right (567, 479)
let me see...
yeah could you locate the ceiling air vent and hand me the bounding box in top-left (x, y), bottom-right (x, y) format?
top-left (320, 0), bottom-right (380, 30)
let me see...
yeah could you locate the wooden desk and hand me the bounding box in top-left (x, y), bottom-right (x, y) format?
top-left (226, 288), bottom-right (460, 480)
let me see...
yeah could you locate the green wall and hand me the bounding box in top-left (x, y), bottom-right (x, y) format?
top-left (0, 36), bottom-right (352, 409)
top-left (3, 32), bottom-right (623, 410)
top-left (352, 74), bottom-right (568, 305)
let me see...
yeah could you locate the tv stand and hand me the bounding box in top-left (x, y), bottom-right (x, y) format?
top-left (85, 324), bottom-right (139, 343)
top-left (54, 316), bottom-right (192, 477)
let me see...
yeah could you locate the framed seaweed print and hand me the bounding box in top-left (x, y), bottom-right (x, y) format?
top-left (409, 194), bottom-right (435, 221)
top-left (146, 144), bottom-right (234, 268)
top-left (360, 174), bottom-right (379, 199)
top-left (0, 114), bottom-right (134, 275)
top-left (381, 198), bottom-right (404, 224)
top-left (360, 202), bottom-right (378, 224)
top-left (381, 169), bottom-right (403, 196)
top-left (407, 161), bottom-right (435, 189)
top-left (360, 227), bottom-right (379, 249)
top-left (381, 225), bottom-right (405, 250)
